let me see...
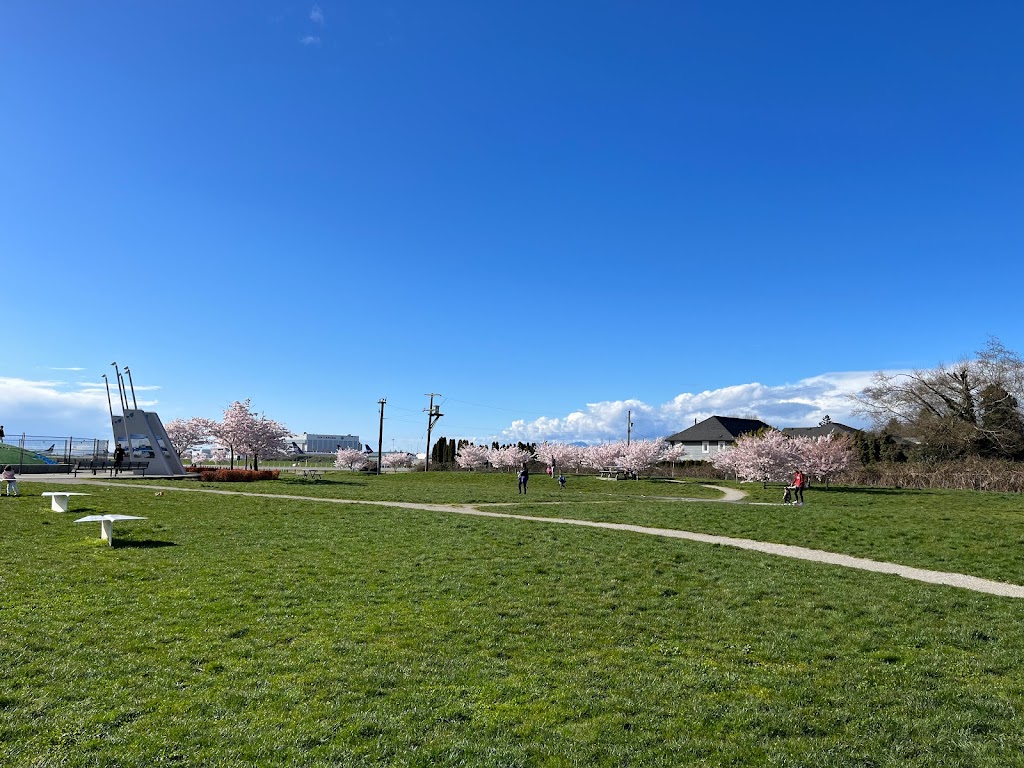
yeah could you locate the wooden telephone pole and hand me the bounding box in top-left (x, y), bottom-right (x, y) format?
top-left (424, 393), bottom-right (443, 471)
top-left (377, 398), bottom-right (386, 475)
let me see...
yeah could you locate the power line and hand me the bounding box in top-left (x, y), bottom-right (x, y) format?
top-left (441, 397), bottom-right (554, 417)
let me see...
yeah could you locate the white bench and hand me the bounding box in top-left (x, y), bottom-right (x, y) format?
top-left (41, 491), bottom-right (92, 513)
top-left (74, 514), bottom-right (147, 546)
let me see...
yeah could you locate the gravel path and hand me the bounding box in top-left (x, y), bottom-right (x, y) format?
top-left (63, 479), bottom-right (1024, 599)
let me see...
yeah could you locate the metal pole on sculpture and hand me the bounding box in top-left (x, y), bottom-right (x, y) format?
top-left (123, 366), bottom-right (138, 410)
top-left (110, 362), bottom-right (133, 459)
top-left (101, 373), bottom-right (117, 462)
top-left (101, 374), bottom-right (114, 420)
top-left (111, 362), bottom-right (127, 413)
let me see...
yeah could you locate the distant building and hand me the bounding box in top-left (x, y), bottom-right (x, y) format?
top-left (289, 433), bottom-right (362, 455)
top-left (781, 423), bottom-right (860, 439)
top-left (664, 416), bottom-right (773, 461)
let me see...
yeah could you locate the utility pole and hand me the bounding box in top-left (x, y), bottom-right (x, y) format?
top-left (377, 398), bottom-right (386, 475)
top-left (627, 410), bottom-right (634, 446)
top-left (424, 393), bottom-right (443, 471)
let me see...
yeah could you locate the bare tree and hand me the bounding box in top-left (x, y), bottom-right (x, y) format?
top-left (852, 338), bottom-right (1024, 460)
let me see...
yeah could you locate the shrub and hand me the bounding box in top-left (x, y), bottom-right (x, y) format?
top-left (190, 468), bottom-right (280, 482)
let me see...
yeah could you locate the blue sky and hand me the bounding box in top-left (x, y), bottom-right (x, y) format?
top-left (2, 1), bottom-right (1022, 452)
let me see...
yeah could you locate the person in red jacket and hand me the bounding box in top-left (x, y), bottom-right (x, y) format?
top-left (792, 470), bottom-right (806, 505)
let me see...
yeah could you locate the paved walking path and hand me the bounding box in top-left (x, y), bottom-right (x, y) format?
top-left (36, 477), bottom-right (1024, 599)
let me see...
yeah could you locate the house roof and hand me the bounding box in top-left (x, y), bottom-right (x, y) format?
top-left (781, 423), bottom-right (861, 439)
top-left (665, 416), bottom-right (773, 443)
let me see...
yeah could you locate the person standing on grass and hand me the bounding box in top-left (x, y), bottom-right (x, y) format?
top-left (793, 469), bottom-right (805, 505)
top-left (113, 444), bottom-right (125, 474)
top-left (558, 473), bottom-right (566, 490)
top-left (1, 465), bottom-right (17, 496)
top-left (518, 465), bottom-right (529, 495)
top-left (0, 425), bottom-right (5, 444)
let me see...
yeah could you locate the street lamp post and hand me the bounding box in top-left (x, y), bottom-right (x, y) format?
top-left (123, 366), bottom-right (138, 411)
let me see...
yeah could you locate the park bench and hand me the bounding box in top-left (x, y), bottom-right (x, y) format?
top-left (73, 459), bottom-right (150, 477)
top-left (73, 459), bottom-right (108, 476)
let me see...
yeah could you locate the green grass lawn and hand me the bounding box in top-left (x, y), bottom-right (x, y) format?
top-left (1, 475), bottom-right (1023, 766)
top-left (0, 444), bottom-right (48, 466)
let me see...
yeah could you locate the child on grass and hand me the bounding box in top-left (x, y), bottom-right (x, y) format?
top-left (2, 465), bottom-right (18, 496)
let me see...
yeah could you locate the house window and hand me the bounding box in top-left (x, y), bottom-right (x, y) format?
top-left (702, 441), bottom-right (709, 453)
top-left (719, 441), bottom-right (727, 451)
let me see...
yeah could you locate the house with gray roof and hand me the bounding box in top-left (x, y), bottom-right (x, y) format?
top-left (664, 416), bottom-right (773, 461)
top-left (781, 423), bottom-right (860, 439)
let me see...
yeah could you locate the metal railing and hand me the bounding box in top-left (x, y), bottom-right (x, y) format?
top-left (0, 434), bottom-right (110, 472)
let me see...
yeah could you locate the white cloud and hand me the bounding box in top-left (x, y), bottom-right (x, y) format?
top-left (0, 376), bottom-right (159, 439)
top-left (310, 4), bottom-right (325, 26)
top-left (300, 35), bottom-right (321, 46)
top-left (500, 371), bottom-right (889, 444)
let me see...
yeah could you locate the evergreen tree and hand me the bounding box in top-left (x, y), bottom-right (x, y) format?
top-left (978, 384), bottom-right (1024, 459)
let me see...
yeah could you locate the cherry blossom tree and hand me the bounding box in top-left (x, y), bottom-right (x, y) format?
top-left (560, 444), bottom-right (585, 473)
top-left (487, 445), bottom-right (534, 472)
top-left (712, 443), bottom-right (739, 480)
top-left (583, 442), bottom-right (626, 471)
top-left (456, 443), bottom-right (490, 471)
top-left (335, 447), bottom-right (368, 471)
top-left (662, 442), bottom-right (688, 477)
top-left (382, 452), bottom-right (413, 472)
top-left (165, 417), bottom-right (217, 458)
top-left (617, 439), bottom-right (667, 479)
top-left (797, 433), bottom-right (854, 487)
top-left (212, 399), bottom-right (289, 471)
top-left (712, 429), bottom-right (799, 488)
top-left (244, 413), bottom-right (290, 471)
top-left (213, 400), bottom-right (256, 469)
top-left (536, 441), bottom-right (583, 476)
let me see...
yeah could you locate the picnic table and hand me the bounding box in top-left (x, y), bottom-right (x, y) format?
top-left (41, 491), bottom-right (91, 513)
top-left (596, 467), bottom-right (636, 481)
top-left (297, 468), bottom-right (325, 481)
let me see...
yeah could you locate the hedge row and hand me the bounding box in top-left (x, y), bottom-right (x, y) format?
top-left (188, 468), bottom-right (280, 482)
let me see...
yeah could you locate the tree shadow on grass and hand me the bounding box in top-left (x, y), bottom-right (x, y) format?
top-left (285, 478), bottom-right (366, 490)
top-left (811, 486), bottom-right (922, 496)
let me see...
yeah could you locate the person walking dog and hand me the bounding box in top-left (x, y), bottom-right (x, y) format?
top-left (792, 470), bottom-right (806, 505)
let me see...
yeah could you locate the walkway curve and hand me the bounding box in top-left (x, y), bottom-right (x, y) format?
top-left (70, 479), bottom-right (1024, 599)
